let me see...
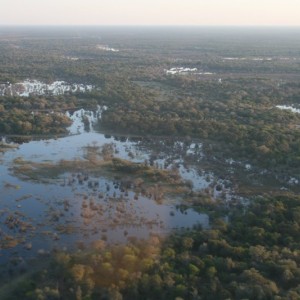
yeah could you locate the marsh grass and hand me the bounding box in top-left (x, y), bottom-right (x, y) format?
top-left (0, 142), bottom-right (18, 153)
top-left (12, 156), bottom-right (189, 198)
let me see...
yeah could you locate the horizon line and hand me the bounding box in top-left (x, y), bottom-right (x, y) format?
top-left (0, 24), bottom-right (300, 28)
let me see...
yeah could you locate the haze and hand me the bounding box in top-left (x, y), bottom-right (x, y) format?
top-left (2, 0), bottom-right (300, 26)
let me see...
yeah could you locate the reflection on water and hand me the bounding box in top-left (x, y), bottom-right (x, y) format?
top-left (0, 108), bottom-right (220, 272)
top-left (276, 104), bottom-right (300, 114)
top-left (0, 168), bottom-right (208, 265)
top-left (0, 80), bottom-right (93, 97)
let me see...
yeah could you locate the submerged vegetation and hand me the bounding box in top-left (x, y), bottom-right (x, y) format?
top-left (12, 144), bottom-right (188, 200)
top-left (3, 193), bottom-right (300, 299)
top-left (1, 26), bottom-right (300, 299)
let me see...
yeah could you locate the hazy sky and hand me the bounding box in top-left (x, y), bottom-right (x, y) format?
top-left (1, 0), bottom-right (300, 26)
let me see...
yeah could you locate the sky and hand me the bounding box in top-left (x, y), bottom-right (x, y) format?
top-left (1, 0), bottom-right (300, 26)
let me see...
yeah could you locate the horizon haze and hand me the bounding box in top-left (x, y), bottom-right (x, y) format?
top-left (2, 0), bottom-right (300, 27)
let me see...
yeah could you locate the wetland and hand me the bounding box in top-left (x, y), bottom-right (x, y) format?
top-left (1, 26), bottom-right (300, 299)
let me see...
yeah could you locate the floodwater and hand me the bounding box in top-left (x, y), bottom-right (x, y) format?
top-left (276, 105), bottom-right (300, 114)
top-left (0, 80), bottom-right (93, 97)
top-left (0, 107), bottom-right (225, 269)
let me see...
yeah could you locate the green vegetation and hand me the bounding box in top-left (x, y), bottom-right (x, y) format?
top-left (12, 147), bottom-right (188, 200)
top-left (0, 94), bottom-right (98, 135)
top-left (4, 193), bottom-right (300, 299)
top-left (96, 77), bottom-right (300, 171)
top-left (1, 27), bottom-right (300, 172)
top-left (132, 193), bottom-right (300, 300)
top-left (1, 27), bottom-right (300, 299)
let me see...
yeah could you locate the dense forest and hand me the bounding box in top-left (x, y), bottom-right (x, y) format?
top-left (5, 193), bottom-right (300, 299)
top-left (1, 27), bottom-right (300, 299)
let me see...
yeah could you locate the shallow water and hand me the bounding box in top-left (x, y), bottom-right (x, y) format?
top-left (276, 105), bottom-right (300, 114)
top-left (0, 80), bottom-right (93, 97)
top-left (0, 108), bottom-right (216, 267)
